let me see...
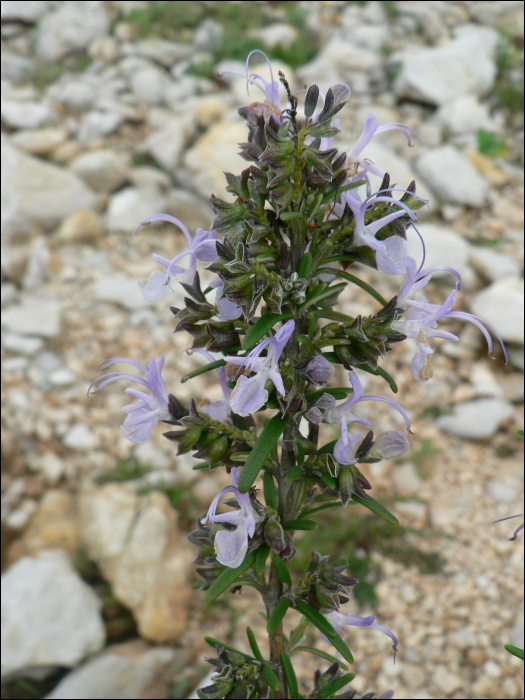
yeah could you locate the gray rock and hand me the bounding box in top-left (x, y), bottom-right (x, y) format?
top-left (470, 278), bottom-right (524, 345)
top-left (393, 24), bottom-right (499, 105)
top-left (130, 65), bottom-right (171, 104)
top-left (36, 0), bottom-right (110, 63)
top-left (1, 1), bottom-right (49, 22)
top-left (129, 166), bottom-right (171, 192)
top-left (92, 276), bottom-right (149, 311)
top-left (133, 442), bottom-right (170, 470)
top-left (194, 19), bottom-right (224, 50)
top-left (1, 51), bottom-right (36, 83)
top-left (437, 398), bottom-right (514, 439)
top-left (45, 641), bottom-right (177, 700)
top-left (106, 187), bottom-right (167, 233)
top-left (1, 99), bottom-right (57, 130)
top-left (2, 334), bottom-right (44, 356)
top-left (250, 24), bottom-right (298, 50)
top-left (1, 551), bottom-right (105, 680)
top-left (49, 368), bottom-right (76, 387)
top-left (165, 188), bottom-right (213, 232)
top-left (469, 247), bottom-right (521, 282)
top-left (122, 38), bottom-right (192, 68)
top-left (394, 463), bottom-right (424, 497)
top-left (138, 114), bottom-right (195, 171)
top-left (1, 283), bottom-right (18, 307)
top-left (487, 480), bottom-right (518, 504)
top-left (435, 95), bottom-right (494, 136)
top-left (2, 137), bottom-right (96, 236)
top-left (11, 128), bottom-right (68, 156)
top-left (63, 425), bottom-right (95, 451)
top-left (2, 299), bottom-right (63, 337)
top-left (406, 223), bottom-right (472, 282)
top-left (70, 149), bottom-right (131, 193)
top-left (415, 145), bottom-right (488, 207)
top-left (509, 624), bottom-right (524, 650)
top-left (46, 75), bottom-right (100, 110)
top-left (22, 236), bottom-right (49, 289)
top-left (77, 111), bottom-right (123, 145)
top-left (57, 210), bottom-right (105, 242)
top-left (507, 347), bottom-right (524, 371)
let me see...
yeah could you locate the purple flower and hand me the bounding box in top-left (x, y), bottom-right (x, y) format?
top-left (191, 349), bottom-right (231, 422)
top-left (494, 514), bottom-right (524, 541)
top-left (322, 609), bottom-right (398, 662)
top-left (217, 50), bottom-right (282, 123)
top-left (342, 187), bottom-right (428, 275)
top-left (210, 278), bottom-right (243, 321)
top-left (202, 467), bottom-right (256, 568)
top-left (347, 111), bottom-right (423, 179)
top-left (88, 356), bottom-right (170, 443)
top-left (393, 289), bottom-right (508, 381)
top-left (397, 256), bottom-right (462, 308)
top-left (326, 371), bottom-right (412, 460)
top-left (224, 320), bottom-right (295, 416)
top-left (134, 214), bottom-right (217, 301)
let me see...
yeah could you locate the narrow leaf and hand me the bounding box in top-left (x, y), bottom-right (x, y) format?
top-left (182, 359), bottom-right (225, 383)
top-left (192, 461), bottom-right (210, 470)
top-left (285, 464), bottom-right (304, 483)
top-left (281, 652), bottom-right (300, 698)
top-left (263, 472), bottom-right (278, 510)
top-left (283, 519), bottom-right (317, 531)
top-left (316, 267), bottom-right (387, 306)
top-left (262, 665), bottom-right (280, 691)
top-left (317, 439), bottom-right (337, 456)
top-left (242, 313), bottom-right (294, 352)
top-left (293, 645), bottom-right (348, 670)
top-left (205, 552), bottom-right (256, 601)
top-left (298, 252), bottom-right (313, 280)
top-left (356, 363), bottom-right (398, 394)
top-left (204, 636), bottom-right (253, 659)
top-left (273, 555), bottom-right (292, 587)
top-left (351, 493), bottom-right (399, 527)
top-left (317, 673), bottom-right (356, 699)
top-left (247, 626), bottom-right (264, 661)
top-left (301, 502), bottom-right (342, 518)
top-left (238, 414), bottom-right (291, 493)
top-left (320, 180), bottom-right (366, 205)
top-left (255, 544), bottom-right (271, 579)
top-left (505, 644), bottom-right (524, 660)
top-left (267, 598), bottom-right (291, 634)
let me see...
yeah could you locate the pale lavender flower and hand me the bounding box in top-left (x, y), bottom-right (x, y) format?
top-left (134, 214), bottom-right (217, 301)
top-left (347, 111), bottom-right (423, 179)
top-left (494, 514), bottom-right (524, 541)
top-left (326, 371), bottom-right (412, 452)
top-left (88, 355), bottom-right (170, 443)
top-left (397, 255), bottom-right (462, 308)
top-left (217, 50), bottom-right (282, 123)
top-left (393, 289), bottom-right (508, 381)
top-left (342, 187), bottom-right (428, 275)
top-left (210, 278), bottom-right (243, 321)
top-left (202, 467), bottom-right (256, 568)
top-left (371, 431), bottom-right (410, 460)
top-left (191, 349), bottom-right (231, 422)
top-left (322, 609), bottom-right (398, 662)
top-left (224, 320), bottom-right (295, 416)
top-left (333, 430), bottom-right (363, 465)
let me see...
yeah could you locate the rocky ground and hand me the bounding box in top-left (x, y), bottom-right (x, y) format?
top-left (1, 1), bottom-right (524, 699)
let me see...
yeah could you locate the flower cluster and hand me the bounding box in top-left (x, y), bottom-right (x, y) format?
top-left (89, 52), bottom-right (507, 699)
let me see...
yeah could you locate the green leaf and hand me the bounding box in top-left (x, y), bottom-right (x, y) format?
top-left (204, 636), bottom-right (253, 659)
top-left (263, 472), bottom-right (278, 510)
top-left (317, 673), bottom-right (356, 699)
top-left (505, 644), bottom-right (524, 660)
top-left (320, 180), bottom-right (365, 205)
top-left (242, 313), bottom-right (294, 352)
top-left (351, 494), bottom-right (399, 527)
top-left (255, 544), bottom-right (271, 579)
top-left (285, 464), bottom-right (304, 483)
top-left (238, 414), bottom-right (291, 493)
top-left (182, 359), bottom-right (225, 383)
top-left (191, 581), bottom-right (203, 589)
top-left (294, 602), bottom-right (354, 663)
top-left (294, 440), bottom-right (305, 466)
top-left (283, 519), bottom-right (317, 531)
top-left (321, 473), bottom-right (337, 489)
top-left (298, 252), bottom-right (313, 280)
top-left (315, 267), bottom-right (387, 306)
top-left (297, 334), bottom-right (314, 352)
top-left (301, 502), bottom-right (343, 519)
top-left (205, 552), bottom-right (256, 601)
top-left (356, 363), bottom-right (398, 394)
top-left (293, 645), bottom-right (348, 670)
top-left (316, 309), bottom-right (355, 323)
top-left (281, 652), bottom-right (300, 698)
top-left (301, 283), bottom-right (346, 312)
top-left (262, 665), bottom-right (280, 691)
top-left (192, 461), bottom-right (210, 470)
top-left (517, 429), bottom-right (524, 437)
top-left (317, 439), bottom-right (337, 456)
top-left (273, 555), bottom-right (292, 587)
top-left (267, 598), bottom-right (291, 634)
top-left (246, 626), bottom-right (264, 661)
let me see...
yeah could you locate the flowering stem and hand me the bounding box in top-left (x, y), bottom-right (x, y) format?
top-left (266, 561), bottom-right (287, 698)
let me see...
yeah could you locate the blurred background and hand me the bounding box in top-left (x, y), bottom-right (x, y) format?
top-left (1, 1), bottom-right (523, 698)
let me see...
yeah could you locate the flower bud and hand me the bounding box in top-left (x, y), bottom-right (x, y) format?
top-left (339, 464), bottom-right (372, 507)
top-left (264, 516), bottom-right (287, 553)
top-left (371, 431), bottom-right (410, 460)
